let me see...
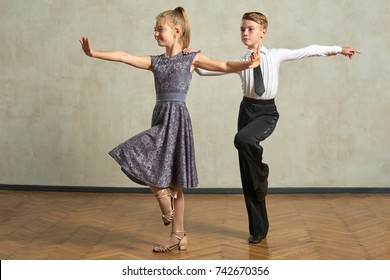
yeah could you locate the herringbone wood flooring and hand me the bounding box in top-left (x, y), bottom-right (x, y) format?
top-left (0, 190), bottom-right (389, 260)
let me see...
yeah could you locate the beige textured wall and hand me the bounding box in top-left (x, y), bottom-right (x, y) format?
top-left (1, 0), bottom-right (389, 188)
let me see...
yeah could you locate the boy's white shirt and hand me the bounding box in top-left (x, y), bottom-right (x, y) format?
top-left (195, 45), bottom-right (342, 100)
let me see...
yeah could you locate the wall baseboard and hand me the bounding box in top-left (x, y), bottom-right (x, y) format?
top-left (0, 184), bottom-right (389, 194)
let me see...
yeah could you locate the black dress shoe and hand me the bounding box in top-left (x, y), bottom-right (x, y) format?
top-left (248, 235), bottom-right (263, 244)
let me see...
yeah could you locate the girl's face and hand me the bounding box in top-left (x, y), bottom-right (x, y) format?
top-left (240, 19), bottom-right (267, 49)
top-left (154, 20), bottom-right (177, 47)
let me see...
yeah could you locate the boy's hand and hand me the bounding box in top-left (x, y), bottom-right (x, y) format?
top-left (183, 48), bottom-right (201, 55)
top-left (341, 47), bottom-right (361, 59)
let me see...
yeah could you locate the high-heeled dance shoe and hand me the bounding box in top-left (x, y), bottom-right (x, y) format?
top-left (155, 187), bottom-right (177, 226)
top-left (153, 232), bottom-right (188, 252)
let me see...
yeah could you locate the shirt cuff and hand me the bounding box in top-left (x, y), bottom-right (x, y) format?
top-left (335, 46), bottom-right (343, 54)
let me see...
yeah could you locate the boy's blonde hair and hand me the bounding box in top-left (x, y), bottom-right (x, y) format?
top-left (242, 12), bottom-right (268, 29)
top-left (156, 7), bottom-right (191, 49)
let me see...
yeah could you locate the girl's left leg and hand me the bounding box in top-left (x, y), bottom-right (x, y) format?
top-left (153, 187), bottom-right (188, 252)
top-left (149, 185), bottom-right (177, 226)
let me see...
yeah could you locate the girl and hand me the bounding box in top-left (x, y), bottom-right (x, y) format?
top-left (79, 7), bottom-right (259, 252)
top-left (192, 12), bottom-right (360, 244)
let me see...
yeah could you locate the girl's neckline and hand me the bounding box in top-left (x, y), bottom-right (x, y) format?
top-left (163, 51), bottom-right (183, 59)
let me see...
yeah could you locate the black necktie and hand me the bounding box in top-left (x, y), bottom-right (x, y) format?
top-left (253, 65), bottom-right (265, 96)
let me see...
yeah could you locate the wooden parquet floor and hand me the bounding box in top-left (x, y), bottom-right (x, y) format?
top-left (0, 190), bottom-right (389, 260)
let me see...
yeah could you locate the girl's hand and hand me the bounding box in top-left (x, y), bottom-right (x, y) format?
top-left (249, 50), bottom-right (260, 68)
top-left (341, 47), bottom-right (361, 59)
top-left (183, 48), bottom-right (201, 55)
top-left (79, 37), bottom-right (94, 57)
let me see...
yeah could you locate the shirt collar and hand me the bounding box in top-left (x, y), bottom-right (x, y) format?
top-left (245, 45), bottom-right (268, 57)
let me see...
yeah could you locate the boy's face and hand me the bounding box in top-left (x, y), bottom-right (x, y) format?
top-left (240, 19), bottom-right (267, 49)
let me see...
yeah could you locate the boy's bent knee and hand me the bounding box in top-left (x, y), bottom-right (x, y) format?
top-left (234, 132), bottom-right (249, 151)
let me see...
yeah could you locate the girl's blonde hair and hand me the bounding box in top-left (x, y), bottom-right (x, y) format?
top-left (242, 12), bottom-right (268, 29)
top-left (156, 7), bottom-right (191, 49)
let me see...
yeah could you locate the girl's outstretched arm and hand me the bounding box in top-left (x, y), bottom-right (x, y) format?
top-left (192, 52), bottom-right (259, 73)
top-left (79, 37), bottom-right (151, 70)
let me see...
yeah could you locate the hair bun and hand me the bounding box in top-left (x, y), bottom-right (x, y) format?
top-left (174, 6), bottom-right (185, 14)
